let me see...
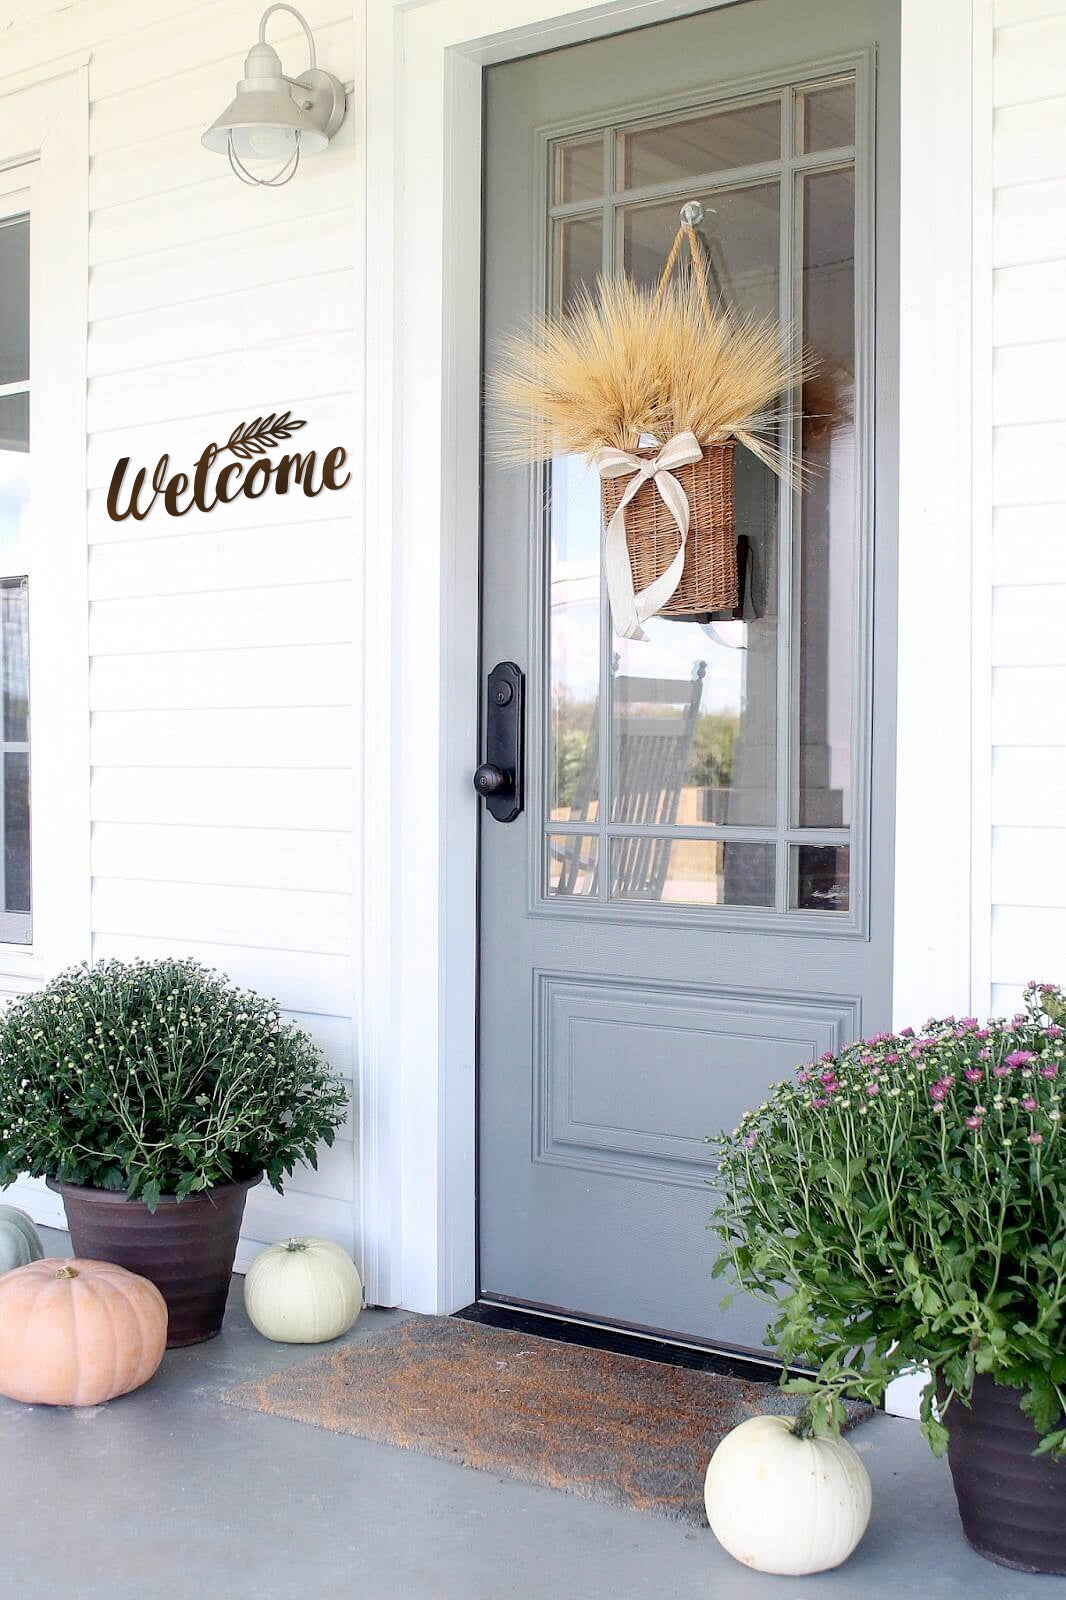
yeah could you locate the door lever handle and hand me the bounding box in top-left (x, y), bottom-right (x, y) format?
top-left (475, 662), bottom-right (524, 823)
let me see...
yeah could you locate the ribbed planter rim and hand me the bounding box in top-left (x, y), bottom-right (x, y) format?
top-left (46, 1174), bottom-right (262, 1205)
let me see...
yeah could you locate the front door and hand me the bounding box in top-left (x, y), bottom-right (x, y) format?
top-left (478, 0), bottom-right (899, 1352)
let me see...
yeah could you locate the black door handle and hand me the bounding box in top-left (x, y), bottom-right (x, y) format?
top-left (473, 763), bottom-right (511, 797)
top-left (475, 662), bottom-right (524, 822)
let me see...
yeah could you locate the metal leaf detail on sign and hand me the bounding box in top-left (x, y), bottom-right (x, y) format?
top-left (222, 411), bottom-right (307, 459)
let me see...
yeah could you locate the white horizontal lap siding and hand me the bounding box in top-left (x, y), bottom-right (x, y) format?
top-left (990, 2), bottom-right (1066, 1013)
top-left (11, 0), bottom-right (367, 1258)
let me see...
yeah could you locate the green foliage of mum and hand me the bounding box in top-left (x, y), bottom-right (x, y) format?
top-left (712, 981), bottom-right (1066, 1456)
top-left (0, 959), bottom-right (348, 1211)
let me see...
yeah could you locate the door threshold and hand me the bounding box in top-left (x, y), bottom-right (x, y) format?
top-left (455, 1297), bottom-right (798, 1384)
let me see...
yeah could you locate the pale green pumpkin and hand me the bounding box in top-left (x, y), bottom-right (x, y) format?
top-left (0, 1205), bottom-right (44, 1275)
top-left (244, 1236), bottom-right (362, 1344)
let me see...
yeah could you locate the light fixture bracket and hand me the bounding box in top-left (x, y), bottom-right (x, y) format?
top-left (291, 67), bottom-right (346, 144)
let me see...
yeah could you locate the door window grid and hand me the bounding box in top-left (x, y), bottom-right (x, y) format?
top-left (542, 73), bottom-right (864, 919)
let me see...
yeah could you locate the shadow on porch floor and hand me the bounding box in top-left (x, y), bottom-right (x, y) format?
top-left (2, 1230), bottom-right (1060, 1600)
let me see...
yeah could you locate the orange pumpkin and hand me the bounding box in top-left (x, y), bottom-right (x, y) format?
top-left (0, 1258), bottom-right (167, 1406)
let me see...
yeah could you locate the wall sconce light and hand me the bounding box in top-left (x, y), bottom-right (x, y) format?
top-left (202, 3), bottom-right (346, 187)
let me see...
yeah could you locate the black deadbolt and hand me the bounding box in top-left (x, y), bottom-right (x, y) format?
top-left (475, 662), bottom-right (524, 823)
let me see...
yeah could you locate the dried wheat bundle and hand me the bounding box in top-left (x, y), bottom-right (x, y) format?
top-left (490, 271), bottom-right (809, 480)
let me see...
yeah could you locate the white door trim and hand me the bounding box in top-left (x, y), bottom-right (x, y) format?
top-left (361, 0), bottom-right (990, 1319)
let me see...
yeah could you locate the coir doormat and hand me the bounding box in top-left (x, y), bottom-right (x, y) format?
top-left (221, 1315), bottom-right (871, 1523)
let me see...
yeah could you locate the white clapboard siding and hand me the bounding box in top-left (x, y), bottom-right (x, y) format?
top-left (89, 583), bottom-right (355, 654)
top-left (994, 261), bottom-right (1066, 346)
top-left (88, 518), bottom-right (353, 598)
top-left (92, 822), bottom-right (352, 894)
top-left (994, 342), bottom-right (1066, 426)
top-left (992, 585), bottom-right (1066, 664)
top-left (91, 766), bottom-right (354, 831)
top-left (993, 748), bottom-right (1066, 828)
top-left (91, 931), bottom-right (354, 1018)
top-left (90, 643), bottom-right (355, 710)
top-left (993, 828), bottom-right (1066, 905)
top-left (89, 209), bottom-right (356, 321)
top-left (88, 271), bottom-right (357, 377)
top-left (92, 879), bottom-right (351, 957)
top-left (992, 668), bottom-right (1066, 744)
top-left (90, 706), bottom-right (355, 769)
top-left (992, 507), bottom-right (1066, 585)
top-left (989, 4), bottom-right (1066, 1007)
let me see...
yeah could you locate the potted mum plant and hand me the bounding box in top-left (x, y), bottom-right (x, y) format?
top-left (713, 981), bottom-right (1066, 1574)
top-left (0, 958), bottom-right (347, 1346)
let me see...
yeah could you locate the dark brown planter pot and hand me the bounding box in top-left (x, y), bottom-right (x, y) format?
top-left (939, 1372), bottom-right (1066, 1573)
top-left (47, 1175), bottom-right (261, 1348)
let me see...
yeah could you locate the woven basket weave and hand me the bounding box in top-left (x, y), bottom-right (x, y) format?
top-left (600, 438), bottom-right (737, 618)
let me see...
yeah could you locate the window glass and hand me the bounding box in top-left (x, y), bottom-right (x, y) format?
top-left (0, 212), bottom-right (30, 939)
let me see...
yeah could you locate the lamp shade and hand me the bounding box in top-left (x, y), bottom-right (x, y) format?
top-left (202, 41), bottom-right (329, 160)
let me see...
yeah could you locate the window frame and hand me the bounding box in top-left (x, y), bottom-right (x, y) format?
top-left (0, 66), bottom-right (90, 994)
top-left (0, 191), bottom-right (33, 945)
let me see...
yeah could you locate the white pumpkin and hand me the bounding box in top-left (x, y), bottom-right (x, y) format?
top-left (244, 1236), bottom-right (362, 1344)
top-left (0, 1204), bottom-right (44, 1275)
top-left (704, 1414), bottom-right (871, 1575)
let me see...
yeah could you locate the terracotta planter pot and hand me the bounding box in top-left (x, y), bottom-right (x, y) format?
top-left (47, 1175), bottom-right (261, 1348)
top-left (940, 1373), bottom-right (1066, 1573)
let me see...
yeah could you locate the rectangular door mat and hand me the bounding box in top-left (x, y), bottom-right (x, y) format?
top-left (222, 1315), bottom-right (871, 1523)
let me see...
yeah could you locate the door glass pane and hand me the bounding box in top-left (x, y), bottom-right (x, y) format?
top-left (610, 837), bottom-right (774, 906)
top-left (610, 594), bottom-right (777, 828)
top-left (554, 138), bottom-right (603, 205)
top-left (795, 167), bottom-right (855, 829)
top-left (553, 216), bottom-right (602, 312)
top-left (791, 843), bottom-right (849, 912)
top-left (621, 182), bottom-right (781, 320)
top-left (0, 391), bottom-right (28, 453)
top-left (0, 218), bottom-right (29, 387)
top-left (799, 83), bottom-right (855, 154)
top-left (617, 101), bottom-right (781, 191)
top-left (1, 581), bottom-right (28, 744)
top-left (549, 457), bottom-right (601, 821)
top-left (547, 833), bottom-right (598, 897)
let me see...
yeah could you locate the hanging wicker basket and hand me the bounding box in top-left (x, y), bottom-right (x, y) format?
top-left (599, 216), bottom-right (739, 621)
top-left (600, 437), bottom-right (737, 618)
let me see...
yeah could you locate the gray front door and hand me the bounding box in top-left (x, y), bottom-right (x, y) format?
top-left (478, 0), bottom-right (899, 1352)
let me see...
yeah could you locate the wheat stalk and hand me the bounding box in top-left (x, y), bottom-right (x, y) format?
top-left (489, 274), bottom-right (814, 481)
top-left (221, 411), bottom-right (307, 459)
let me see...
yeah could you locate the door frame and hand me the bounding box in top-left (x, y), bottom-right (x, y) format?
top-left (358, 0), bottom-right (993, 1331)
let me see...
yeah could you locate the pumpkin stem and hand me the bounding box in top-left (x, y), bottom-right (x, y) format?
top-left (791, 1402), bottom-right (817, 1439)
top-left (284, 1237), bottom-right (306, 1253)
top-left (54, 1266), bottom-right (79, 1280)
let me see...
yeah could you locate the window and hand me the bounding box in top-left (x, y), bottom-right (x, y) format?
top-left (0, 210), bottom-right (31, 943)
top-left (543, 71), bottom-right (868, 924)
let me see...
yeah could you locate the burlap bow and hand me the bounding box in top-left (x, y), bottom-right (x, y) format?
top-left (592, 431), bottom-right (703, 641)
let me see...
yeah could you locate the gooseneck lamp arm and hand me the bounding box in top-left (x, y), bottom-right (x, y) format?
top-left (259, 3), bottom-right (317, 70)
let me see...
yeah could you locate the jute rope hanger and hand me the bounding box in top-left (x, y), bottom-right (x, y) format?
top-left (651, 199), bottom-right (715, 322)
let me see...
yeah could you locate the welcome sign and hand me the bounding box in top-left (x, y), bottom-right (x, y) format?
top-left (106, 412), bottom-right (350, 522)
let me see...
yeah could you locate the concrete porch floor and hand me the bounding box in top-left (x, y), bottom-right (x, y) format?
top-left (4, 1231), bottom-right (1065, 1600)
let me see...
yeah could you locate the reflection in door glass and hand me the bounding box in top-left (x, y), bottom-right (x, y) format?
top-left (622, 183), bottom-right (781, 319)
top-left (795, 168), bottom-right (855, 833)
top-left (547, 833), bottom-right (599, 897)
top-left (553, 216), bottom-right (603, 313)
top-left (610, 837), bottom-right (774, 907)
top-left (791, 844), bottom-right (850, 912)
top-left (549, 455), bottom-right (601, 822)
top-left (616, 101), bottom-right (781, 191)
top-left (798, 83), bottom-right (855, 154)
top-left (553, 137), bottom-right (603, 205)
